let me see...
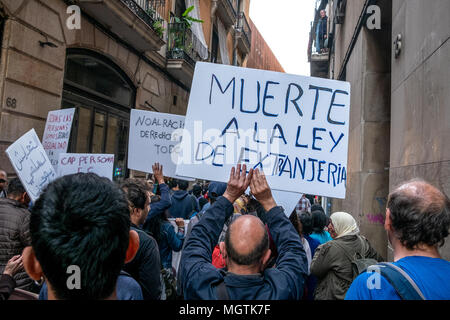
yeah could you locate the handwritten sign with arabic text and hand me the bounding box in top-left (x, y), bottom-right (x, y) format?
top-left (6, 129), bottom-right (57, 202)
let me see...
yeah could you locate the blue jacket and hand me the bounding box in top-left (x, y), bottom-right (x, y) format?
top-left (39, 271), bottom-right (143, 300)
top-left (144, 183), bottom-right (172, 228)
top-left (159, 221), bottom-right (185, 269)
top-left (168, 190), bottom-right (199, 219)
top-left (179, 196), bottom-right (308, 300)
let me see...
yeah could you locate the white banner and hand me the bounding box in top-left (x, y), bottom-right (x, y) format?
top-left (42, 108), bottom-right (75, 168)
top-left (58, 153), bottom-right (114, 180)
top-left (176, 62), bottom-right (351, 199)
top-left (6, 129), bottom-right (57, 202)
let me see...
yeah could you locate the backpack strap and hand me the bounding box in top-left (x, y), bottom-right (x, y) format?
top-left (215, 281), bottom-right (229, 300)
top-left (378, 262), bottom-right (426, 300)
top-left (333, 239), bottom-right (357, 262)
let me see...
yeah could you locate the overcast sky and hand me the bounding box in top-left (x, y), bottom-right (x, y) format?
top-left (250, 0), bottom-right (316, 76)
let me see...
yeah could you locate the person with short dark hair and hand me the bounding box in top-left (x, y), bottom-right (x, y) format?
top-left (121, 174), bottom-right (162, 300)
top-left (0, 178), bottom-right (34, 292)
top-left (22, 173), bottom-right (139, 300)
top-left (310, 210), bottom-right (333, 244)
top-left (0, 170), bottom-right (7, 198)
top-left (346, 180), bottom-right (450, 300)
top-left (179, 165), bottom-right (307, 300)
top-left (168, 179), bottom-right (199, 219)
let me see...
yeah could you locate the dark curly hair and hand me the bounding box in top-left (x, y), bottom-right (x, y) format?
top-left (31, 173), bottom-right (130, 300)
top-left (387, 179), bottom-right (450, 250)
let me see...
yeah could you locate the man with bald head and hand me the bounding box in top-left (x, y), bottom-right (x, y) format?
top-left (179, 165), bottom-right (307, 300)
top-left (346, 179), bottom-right (450, 300)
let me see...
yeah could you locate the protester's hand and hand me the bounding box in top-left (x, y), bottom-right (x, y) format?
top-left (175, 218), bottom-right (185, 228)
top-left (152, 163), bottom-right (165, 184)
top-left (3, 255), bottom-right (23, 277)
top-left (223, 164), bottom-right (253, 204)
top-left (250, 169), bottom-right (277, 212)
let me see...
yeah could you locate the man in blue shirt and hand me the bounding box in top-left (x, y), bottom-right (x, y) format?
top-left (346, 179), bottom-right (450, 300)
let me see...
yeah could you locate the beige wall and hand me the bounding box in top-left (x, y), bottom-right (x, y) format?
top-left (390, 0), bottom-right (450, 260)
top-left (329, 0), bottom-right (391, 259)
top-left (328, 0), bottom-right (450, 260)
top-left (0, 0), bottom-right (189, 175)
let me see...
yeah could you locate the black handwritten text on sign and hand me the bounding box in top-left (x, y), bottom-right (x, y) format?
top-left (176, 62), bottom-right (351, 199)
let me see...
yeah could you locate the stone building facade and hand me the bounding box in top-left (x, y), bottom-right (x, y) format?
top-left (310, 0), bottom-right (450, 259)
top-left (0, 0), bottom-right (282, 181)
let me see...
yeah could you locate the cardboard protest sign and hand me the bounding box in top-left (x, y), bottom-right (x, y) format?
top-left (6, 129), bottom-right (57, 202)
top-left (128, 109), bottom-right (193, 180)
top-left (42, 108), bottom-right (75, 167)
top-left (176, 62), bottom-right (351, 199)
top-left (58, 153), bottom-right (114, 180)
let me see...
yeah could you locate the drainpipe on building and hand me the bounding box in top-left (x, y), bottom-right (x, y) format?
top-left (210, 0), bottom-right (218, 62)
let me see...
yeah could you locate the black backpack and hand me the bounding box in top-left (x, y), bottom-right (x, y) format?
top-left (333, 235), bottom-right (379, 279)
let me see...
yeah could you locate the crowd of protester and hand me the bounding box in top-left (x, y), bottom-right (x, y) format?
top-left (0, 163), bottom-right (449, 300)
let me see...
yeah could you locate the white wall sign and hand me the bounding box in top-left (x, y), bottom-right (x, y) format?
top-left (6, 129), bottom-right (57, 202)
top-left (175, 62), bottom-right (351, 199)
top-left (58, 153), bottom-right (114, 180)
top-left (42, 108), bottom-right (75, 167)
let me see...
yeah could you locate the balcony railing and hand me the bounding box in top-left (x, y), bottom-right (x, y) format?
top-left (121, 0), bottom-right (166, 38)
top-left (236, 12), bottom-right (252, 53)
top-left (166, 22), bottom-right (203, 67)
top-left (217, 0), bottom-right (238, 28)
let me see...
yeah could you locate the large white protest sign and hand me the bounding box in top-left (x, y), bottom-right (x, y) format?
top-left (176, 62), bottom-right (351, 198)
top-left (272, 190), bottom-right (302, 217)
top-left (42, 108), bottom-right (75, 167)
top-left (6, 129), bottom-right (57, 202)
top-left (58, 153), bottom-right (114, 180)
top-left (128, 110), bottom-right (193, 180)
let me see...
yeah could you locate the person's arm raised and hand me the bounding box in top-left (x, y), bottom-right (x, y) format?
top-left (250, 169), bottom-right (307, 299)
top-left (223, 164), bottom-right (253, 204)
top-left (179, 164), bottom-right (252, 299)
top-left (249, 169), bottom-right (277, 212)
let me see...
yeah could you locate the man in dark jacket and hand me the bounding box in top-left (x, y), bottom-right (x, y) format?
top-left (121, 175), bottom-right (162, 300)
top-left (168, 179), bottom-right (199, 219)
top-left (0, 178), bottom-right (35, 292)
top-left (179, 165), bottom-right (308, 300)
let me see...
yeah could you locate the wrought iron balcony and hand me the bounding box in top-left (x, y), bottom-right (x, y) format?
top-left (217, 0), bottom-right (238, 29)
top-left (75, 0), bottom-right (166, 52)
top-left (236, 12), bottom-right (251, 55)
top-left (123, 0), bottom-right (166, 37)
top-left (166, 22), bottom-right (204, 86)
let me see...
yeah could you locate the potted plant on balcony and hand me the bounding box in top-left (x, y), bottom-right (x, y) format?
top-left (169, 5), bottom-right (203, 58)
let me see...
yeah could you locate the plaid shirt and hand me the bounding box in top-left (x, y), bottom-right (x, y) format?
top-left (295, 196), bottom-right (311, 213)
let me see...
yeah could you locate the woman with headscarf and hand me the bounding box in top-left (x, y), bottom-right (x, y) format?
top-left (310, 212), bottom-right (384, 300)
